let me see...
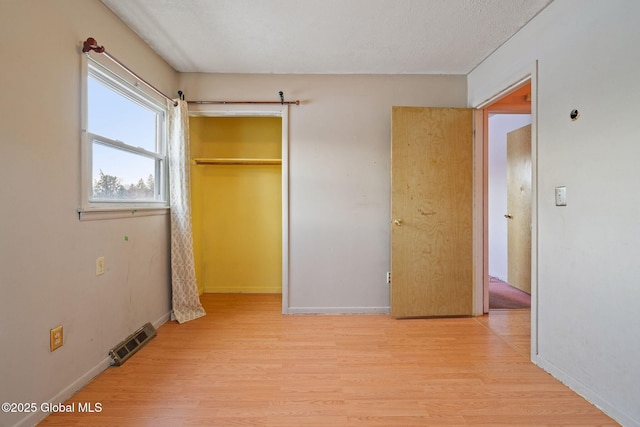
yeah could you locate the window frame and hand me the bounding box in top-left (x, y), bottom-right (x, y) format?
top-left (79, 53), bottom-right (169, 218)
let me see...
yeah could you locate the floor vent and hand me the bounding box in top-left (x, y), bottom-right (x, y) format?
top-left (109, 322), bottom-right (156, 366)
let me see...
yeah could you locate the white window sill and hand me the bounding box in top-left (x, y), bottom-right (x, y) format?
top-left (77, 206), bottom-right (170, 221)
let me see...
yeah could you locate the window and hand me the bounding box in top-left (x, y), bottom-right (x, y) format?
top-left (81, 55), bottom-right (168, 213)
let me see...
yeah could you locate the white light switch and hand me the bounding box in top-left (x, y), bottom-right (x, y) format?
top-left (555, 186), bottom-right (567, 206)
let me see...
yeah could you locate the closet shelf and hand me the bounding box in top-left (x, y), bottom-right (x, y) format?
top-left (193, 158), bottom-right (282, 166)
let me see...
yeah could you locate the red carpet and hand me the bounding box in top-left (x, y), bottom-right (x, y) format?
top-left (489, 277), bottom-right (531, 309)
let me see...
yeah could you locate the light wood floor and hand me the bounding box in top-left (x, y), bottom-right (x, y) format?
top-left (39, 294), bottom-right (617, 426)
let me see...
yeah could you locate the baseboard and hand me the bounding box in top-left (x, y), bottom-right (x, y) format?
top-left (287, 306), bottom-right (390, 315)
top-left (152, 310), bottom-right (172, 329)
top-left (15, 310), bottom-right (171, 427)
top-left (15, 355), bottom-right (112, 427)
top-left (533, 355), bottom-right (639, 427)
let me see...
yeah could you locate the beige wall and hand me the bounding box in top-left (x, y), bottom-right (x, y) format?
top-left (0, 1), bottom-right (177, 425)
top-left (179, 73), bottom-right (467, 312)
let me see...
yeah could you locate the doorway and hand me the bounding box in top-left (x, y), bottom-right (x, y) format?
top-left (187, 105), bottom-right (290, 313)
top-left (488, 114), bottom-right (532, 308)
top-left (480, 79), bottom-right (534, 357)
top-left (483, 82), bottom-right (532, 311)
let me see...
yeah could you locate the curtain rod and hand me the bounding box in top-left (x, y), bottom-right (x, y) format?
top-left (82, 38), bottom-right (301, 107)
top-left (82, 38), bottom-right (178, 107)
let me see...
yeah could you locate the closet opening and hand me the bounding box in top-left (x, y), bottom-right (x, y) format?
top-left (188, 107), bottom-right (290, 313)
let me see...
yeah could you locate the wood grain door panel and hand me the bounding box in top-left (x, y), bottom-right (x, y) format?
top-left (391, 107), bottom-right (474, 318)
top-left (507, 124), bottom-right (532, 294)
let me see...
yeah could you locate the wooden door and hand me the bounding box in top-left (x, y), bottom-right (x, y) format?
top-left (391, 107), bottom-right (474, 318)
top-left (506, 124), bottom-right (532, 294)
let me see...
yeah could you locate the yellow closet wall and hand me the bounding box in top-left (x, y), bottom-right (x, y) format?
top-left (190, 117), bottom-right (282, 293)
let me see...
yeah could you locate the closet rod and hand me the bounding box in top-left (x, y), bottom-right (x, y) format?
top-left (82, 37), bottom-right (178, 107)
top-left (194, 158), bottom-right (282, 165)
top-left (186, 90), bottom-right (299, 105)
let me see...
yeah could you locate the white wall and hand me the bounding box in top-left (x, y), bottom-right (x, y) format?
top-left (469, 1), bottom-right (640, 425)
top-left (488, 114), bottom-right (532, 281)
top-left (0, 2), bottom-right (177, 426)
top-left (179, 73), bottom-right (467, 312)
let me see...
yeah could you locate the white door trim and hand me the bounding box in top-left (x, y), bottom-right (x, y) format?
top-left (188, 104), bottom-right (290, 314)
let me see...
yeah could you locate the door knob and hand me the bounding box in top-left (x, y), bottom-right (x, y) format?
top-left (504, 214), bottom-right (513, 219)
top-left (393, 219), bottom-right (403, 226)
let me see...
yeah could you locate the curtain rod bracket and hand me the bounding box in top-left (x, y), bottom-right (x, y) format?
top-left (82, 37), bottom-right (104, 54)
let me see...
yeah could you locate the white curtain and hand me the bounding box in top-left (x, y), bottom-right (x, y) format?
top-left (167, 99), bottom-right (206, 323)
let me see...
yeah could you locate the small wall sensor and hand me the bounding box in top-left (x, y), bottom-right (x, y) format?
top-left (570, 109), bottom-right (580, 121)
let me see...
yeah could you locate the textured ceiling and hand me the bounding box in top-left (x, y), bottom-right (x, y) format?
top-left (101, 0), bottom-right (552, 75)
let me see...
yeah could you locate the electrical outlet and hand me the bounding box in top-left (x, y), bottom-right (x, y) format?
top-left (96, 256), bottom-right (105, 276)
top-left (50, 326), bottom-right (63, 351)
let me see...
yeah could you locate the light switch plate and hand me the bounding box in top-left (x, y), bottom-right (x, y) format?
top-left (555, 186), bottom-right (567, 206)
